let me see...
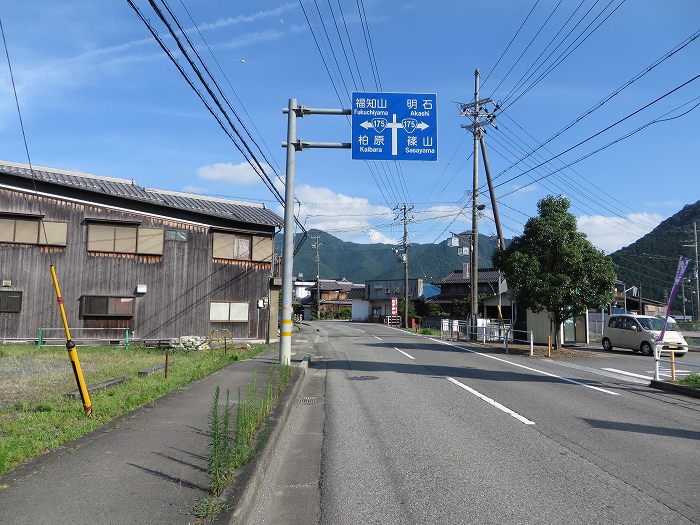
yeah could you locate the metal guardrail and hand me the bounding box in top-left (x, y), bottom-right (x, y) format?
top-left (654, 343), bottom-right (700, 381)
top-left (38, 327), bottom-right (130, 348)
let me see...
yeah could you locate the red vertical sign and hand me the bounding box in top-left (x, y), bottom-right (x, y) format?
top-left (390, 297), bottom-right (398, 316)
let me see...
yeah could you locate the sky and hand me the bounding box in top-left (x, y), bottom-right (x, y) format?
top-left (0, 0), bottom-right (699, 256)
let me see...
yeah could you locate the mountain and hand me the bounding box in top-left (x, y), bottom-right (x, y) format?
top-left (610, 200), bottom-right (700, 303)
top-left (275, 229), bottom-right (504, 284)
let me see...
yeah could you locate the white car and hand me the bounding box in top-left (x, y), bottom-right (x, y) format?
top-left (602, 314), bottom-right (688, 357)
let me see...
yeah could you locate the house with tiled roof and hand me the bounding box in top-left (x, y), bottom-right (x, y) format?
top-left (0, 161), bottom-right (283, 342)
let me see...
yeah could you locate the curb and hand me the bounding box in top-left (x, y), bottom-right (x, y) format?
top-left (220, 355), bottom-right (311, 524)
top-left (649, 379), bottom-right (700, 399)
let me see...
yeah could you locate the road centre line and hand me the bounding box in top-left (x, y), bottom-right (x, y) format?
top-left (374, 335), bottom-right (383, 341)
top-left (602, 368), bottom-right (653, 381)
top-left (429, 338), bottom-right (620, 396)
top-left (446, 377), bottom-right (535, 425)
top-left (393, 347), bottom-right (415, 360)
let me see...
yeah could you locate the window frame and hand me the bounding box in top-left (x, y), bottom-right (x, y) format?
top-left (86, 221), bottom-right (164, 255)
top-left (0, 216), bottom-right (68, 246)
top-left (80, 295), bottom-right (135, 318)
top-left (211, 231), bottom-right (252, 261)
top-left (209, 301), bottom-right (249, 322)
top-left (0, 290), bottom-right (22, 313)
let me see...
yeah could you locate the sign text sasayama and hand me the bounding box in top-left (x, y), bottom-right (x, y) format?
top-left (352, 92), bottom-right (437, 161)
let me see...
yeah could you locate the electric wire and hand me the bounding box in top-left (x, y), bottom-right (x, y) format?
top-left (495, 0), bottom-right (588, 103)
top-left (488, 27), bottom-right (700, 183)
top-left (488, 0), bottom-right (564, 98)
top-left (495, 94), bottom-right (700, 199)
top-left (500, 0), bottom-right (627, 111)
top-left (481, 0), bottom-right (540, 88)
top-left (485, 73), bottom-right (700, 195)
top-left (0, 16), bottom-right (51, 250)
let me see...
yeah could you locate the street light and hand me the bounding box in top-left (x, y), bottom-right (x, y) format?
top-left (623, 285), bottom-right (637, 314)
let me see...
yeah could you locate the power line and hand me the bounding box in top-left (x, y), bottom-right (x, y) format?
top-left (500, 0), bottom-right (627, 111)
top-left (495, 0), bottom-right (588, 102)
top-left (487, 73), bottom-right (700, 194)
top-left (481, 0), bottom-right (540, 88)
top-left (488, 0), bottom-right (564, 97)
top-left (496, 94), bottom-right (700, 198)
top-left (491, 26), bottom-right (700, 183)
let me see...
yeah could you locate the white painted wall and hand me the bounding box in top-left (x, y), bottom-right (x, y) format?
top-left (352, 300), bottom-right (371, 322)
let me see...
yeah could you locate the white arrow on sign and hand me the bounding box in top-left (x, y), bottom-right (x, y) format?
top-left (360, 115), bottom-right (431, 155)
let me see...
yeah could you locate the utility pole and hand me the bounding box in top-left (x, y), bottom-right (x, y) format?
top-left (459, 69), bottom-right (499, 339)
top-left (470, 70), bottom-right (480, 339)
top-left (395, 204), bottom-right (413, 329)
top-left (311, 235), bottom-right (321, 320)
top-left (683, 222), bottom-right (700, 321)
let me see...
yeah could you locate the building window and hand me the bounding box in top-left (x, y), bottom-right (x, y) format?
top-left (0, 290), bottom-right (22, 313)
top-left (87, 223), bottom-right (163, 255)
top-left (212, 232), bottom-right (251, 260)
top-left (0, 218), bottom-right (67, 246)
top-left (165, 229), bottom-right (188, 241)
top-left (210, 301), bottom-right (249, 322)
top-left (81, 295), bottom-right (135, 318)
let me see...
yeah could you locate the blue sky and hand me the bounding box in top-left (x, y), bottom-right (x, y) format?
top-left (1, 0), bottom-right (698, 253)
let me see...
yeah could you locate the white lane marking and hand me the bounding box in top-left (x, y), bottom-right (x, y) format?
top-left (393, 347), bottom-right (415, 360)
top-left (429, 338), bottom-right (620, 396)
top-left (603, 368), bottom-right (653, 381)
top-left (374, 335), bottom-right (383, 341)
top-left (446, 377), bottom-right (535, 426)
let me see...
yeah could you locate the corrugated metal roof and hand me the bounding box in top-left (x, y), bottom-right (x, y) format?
top-left (0, 160), bottom-right (283, 228)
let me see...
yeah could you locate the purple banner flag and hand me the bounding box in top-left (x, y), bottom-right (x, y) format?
top-left (657, 256), bottom-right (691, 342)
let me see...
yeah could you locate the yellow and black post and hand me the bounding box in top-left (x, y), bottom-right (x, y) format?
top-left (50, 265), bottom-right (92, 415)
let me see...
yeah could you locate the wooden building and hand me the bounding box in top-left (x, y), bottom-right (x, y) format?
top-left (0, 161), bottom-right (283, 342)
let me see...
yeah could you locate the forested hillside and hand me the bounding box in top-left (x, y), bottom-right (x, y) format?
top-left (610, 200), bottom-right (700, 303)
top-left (276, 229), bottom-right (504, 283)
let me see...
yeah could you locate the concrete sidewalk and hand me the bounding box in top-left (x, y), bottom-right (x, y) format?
top-left (0, 340), bottom-right (307, 525)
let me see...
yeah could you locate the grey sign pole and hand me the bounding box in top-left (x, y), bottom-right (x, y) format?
top-left (280, 101), bottom-right (351, 365)
top-left (280, 98), bottom-right (298, 365)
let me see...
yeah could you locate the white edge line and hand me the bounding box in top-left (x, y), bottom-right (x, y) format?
top-left (374, 335), bottom-right (383, 341)
top-left (602, 368), bottom-right (653, 381)
top-left (393, 347), bottom-right (415, 360)
top-left (447, 377), bottom-right (535, 425)
top-left (429, 338), bottom-right (620, 396)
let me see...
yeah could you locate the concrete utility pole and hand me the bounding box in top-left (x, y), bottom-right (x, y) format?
top-left (311, 235), bottom-right (321, 320)
top-left (459, 70), bottom-right (498, 339)
top-left (396, 204), bottom-right (413, 329)
top-left (682, 222), bottom-right (700, 321)
top-left (470, 70), bottom-right (480, 338)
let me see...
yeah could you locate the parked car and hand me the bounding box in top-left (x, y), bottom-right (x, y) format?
top-left (602, 314), bottom-right (688, 357)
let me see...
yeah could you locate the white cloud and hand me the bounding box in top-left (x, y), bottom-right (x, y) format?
top-left (281, 184), bottom-right (394, 243)
top-left (576, 212), bottom-right (664, 253)
top-left (512, 183), bottom-right (537, 195)
top-left (367, 229), bottom-right (395, 244)
top-left (182, 185), bottom-right (208, 194)
top-left (196, 161), bottom-right (268, 186)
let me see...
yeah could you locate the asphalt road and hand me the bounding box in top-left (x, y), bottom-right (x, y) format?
top-left (252, 321), bottom-right (700, 525)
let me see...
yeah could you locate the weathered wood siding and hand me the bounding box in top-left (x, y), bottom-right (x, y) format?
top-left (0, 188), bottom-right (274, 340)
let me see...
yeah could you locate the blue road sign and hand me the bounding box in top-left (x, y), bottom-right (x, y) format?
top-left (351, 92), bottom-right (437, 161)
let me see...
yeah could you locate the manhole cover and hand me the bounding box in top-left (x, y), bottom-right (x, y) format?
top-left (297, 396), bottom-right (317, 404)
top-left (348, 375), bottom-right (378, 381)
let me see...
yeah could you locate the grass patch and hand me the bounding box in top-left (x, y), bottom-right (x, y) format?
top-left (194, 363), bottom-right (294, 520)
top-left (678, 373), bottom-right (700, 387)
top-left (191, 496), bottom-right (230, 520)
top-left (418, 328), bottom-right (439, 336)
top-left (0, 343), bottom-right (268, 476)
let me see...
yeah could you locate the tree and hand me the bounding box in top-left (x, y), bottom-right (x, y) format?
top-left (492, 196), bottom-right (616, 349)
